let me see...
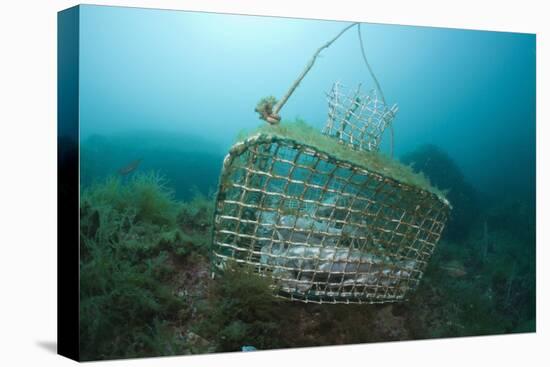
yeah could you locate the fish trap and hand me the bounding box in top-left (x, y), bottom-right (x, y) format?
top-left (323, 82), bottom-right (398, 152)
top-left (211, 127), bottom-right (451, 304)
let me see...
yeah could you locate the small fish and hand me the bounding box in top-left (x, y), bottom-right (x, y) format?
top-left (118, 158), bottom-right (142, 175)
top-left (440, 261), bottom-right (467, 277)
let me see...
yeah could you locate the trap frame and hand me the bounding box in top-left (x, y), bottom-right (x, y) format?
top-left (211, 131), bottom-right (451, 304)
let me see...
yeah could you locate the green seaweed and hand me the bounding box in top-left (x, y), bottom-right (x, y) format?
top-left (77, 155), bottom-right (534, 359)
top-left (235, 119), bottom-right (446, 199)
top-left (79, 172), bottom-right (214, 360)
top-left (195, 262), bottom-right (285, 351)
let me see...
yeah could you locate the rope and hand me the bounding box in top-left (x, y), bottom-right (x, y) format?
top-left (269, 22), bottom-right (359, 120)
top-left (357, 24), bottom-right (394, 158)
top-left (256, 22), bottom-right (395, 153)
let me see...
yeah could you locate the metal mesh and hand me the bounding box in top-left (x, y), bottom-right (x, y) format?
top-left (211, 134), bottom-right (451, 304)
top-left (323, 82), bottom-right (398, 152)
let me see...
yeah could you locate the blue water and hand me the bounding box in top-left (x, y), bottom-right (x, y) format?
top-left (79, 5), bottom-right (535, 204)
top-left (74, 6), bottom-right (537, 354)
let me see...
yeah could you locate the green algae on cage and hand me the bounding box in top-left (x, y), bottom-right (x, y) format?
top-left (213, 120), bottom-right (452, 304)
top-left (235, 120), bottom-right (448, 201)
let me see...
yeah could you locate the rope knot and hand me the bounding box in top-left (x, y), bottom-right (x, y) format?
top-left (255, 96), bottom-right (281, 125)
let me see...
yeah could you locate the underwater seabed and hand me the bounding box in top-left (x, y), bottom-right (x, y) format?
top-left (78, 167), bottom-right (535, 360)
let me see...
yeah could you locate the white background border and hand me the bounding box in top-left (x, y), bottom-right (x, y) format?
top-left (0, 0), bottom-right (547, 366)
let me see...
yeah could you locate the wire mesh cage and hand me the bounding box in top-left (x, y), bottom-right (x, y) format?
top-left (323, 82), bottom-right (398, 152)
top-left (211, 131), bottom-right (451, 304)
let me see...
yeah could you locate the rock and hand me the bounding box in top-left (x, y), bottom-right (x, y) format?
top-left (373, 305), bottom-right (409, 340)
top-left (184, 331), bottom-right (210, 349)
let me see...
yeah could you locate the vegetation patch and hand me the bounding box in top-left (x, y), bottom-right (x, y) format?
top-left (79, 172), bottom-right (214, 360)
top-left (79, 163), bottom-right (534, 359)
top-left (235, 119), bottom-right (446, 198)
